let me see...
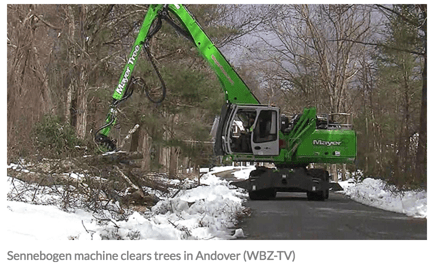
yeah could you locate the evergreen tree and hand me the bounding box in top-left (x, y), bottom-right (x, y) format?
top-left (352, 5), bottom-right (425, 188)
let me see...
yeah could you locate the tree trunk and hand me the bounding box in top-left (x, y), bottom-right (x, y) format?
top-left (342, 164), bottom-right (347, 181)
top-left (75, 5), bottom-right (88, 140)
top-left (159, 146), bottom-right (168, 173)
top-left (169, 147), bottom-right (178, 178)
top-left (32, 45), bottom-right (53, 114)
top-left (182, 157), bottom-right (189, 174)
top-left (416, 55), bottom-right (427, 186)
top-left (65, 6), bottom-right (76, 126)
top-left (76, 68), bottom-right (88, 139)
top-left (330, 164), bottom-right (338, 182)
top-left (140, 132), bottom-right (151, 172)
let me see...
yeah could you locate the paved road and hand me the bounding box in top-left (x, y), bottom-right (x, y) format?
top-left (215, 170), bottom-right (427, 240)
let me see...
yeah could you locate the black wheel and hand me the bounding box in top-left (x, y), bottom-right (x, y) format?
top-left (307, 191), bottom-right (315, 201)
top-left (249, 190), bottom-right (262, 200)
top-left (307, 168), bottom-right (329, 181)
top-left (249, 189), bottom-right (276, 200)
top-left (307, 191), bottom-right (326, 201)
top-left (307, 168), bottom-right (329, 201)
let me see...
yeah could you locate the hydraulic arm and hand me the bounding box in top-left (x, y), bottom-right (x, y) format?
top-left (95, 4), bottom-right (259, 150)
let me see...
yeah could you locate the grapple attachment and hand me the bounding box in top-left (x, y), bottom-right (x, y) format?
top-left (95, 133), bottom-right (117, 152)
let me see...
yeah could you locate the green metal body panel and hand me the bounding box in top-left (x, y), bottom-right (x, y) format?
top-left (294, 129), bottom-right (357, 164)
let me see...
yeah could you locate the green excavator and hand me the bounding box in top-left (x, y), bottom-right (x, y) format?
top-left (95, 4), bottom-right (357, 201)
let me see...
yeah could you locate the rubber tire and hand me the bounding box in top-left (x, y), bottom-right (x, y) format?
top-left (306, 168), bottom-right (329, 201)
top-left (307, 190), bottom-right (326, 201)
top-left (307, 168), bottom-right (329, 182)
top-left (249, 189), bottom-right (276, 200)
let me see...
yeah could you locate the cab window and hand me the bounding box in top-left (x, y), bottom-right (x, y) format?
top-left (253, 110), bottom-right (277, 143)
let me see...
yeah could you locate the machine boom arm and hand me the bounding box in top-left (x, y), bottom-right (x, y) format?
top-left (96, 4), bottom-right (259, 149)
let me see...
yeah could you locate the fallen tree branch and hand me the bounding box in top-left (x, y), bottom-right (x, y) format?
top-left (84, 151), bottom-right (143, 166)
top-left (119, 124), bottom-right (140, 150)
top-left (114, 165), bottom-right (146, 199)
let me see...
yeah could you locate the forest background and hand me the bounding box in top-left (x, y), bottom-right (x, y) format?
top-left (6, 4), bottom-right (427, 190)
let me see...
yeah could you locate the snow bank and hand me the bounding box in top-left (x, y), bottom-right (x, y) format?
top-left (339, 177), bottom-right (427, 218)
top-left (6, 172), bottom-right (248, 240)
top-left (5, 201), bottom-right (94, 240)
top-left (147, 174), bottom-right (248, 240)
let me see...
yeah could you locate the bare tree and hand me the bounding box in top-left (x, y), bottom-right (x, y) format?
top-left (63, 5), bottom-right (149, 139)
top-left (245, 4), bottom-right (373, 181)
top-left (7, 4), bottom-right (62, 157)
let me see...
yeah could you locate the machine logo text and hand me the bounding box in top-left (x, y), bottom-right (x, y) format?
top-left (116, 45), bottom-right (140, 95)
top-left (313, 140), bottom-right (342, 146)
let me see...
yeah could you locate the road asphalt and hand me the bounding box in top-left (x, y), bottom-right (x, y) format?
top-left (214, 169), bottom-right (427, 240)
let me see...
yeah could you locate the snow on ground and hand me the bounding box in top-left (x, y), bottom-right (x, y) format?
top-left (5, 164), bottom-right (426, 241)
top-left (5, 201), bottom-right (95, 241)
top-left (338, 177), bottom-right (427, 218)
top-left (6, 166), bottom-right (249, 241)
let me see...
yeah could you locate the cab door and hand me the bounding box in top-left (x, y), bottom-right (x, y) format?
top-left (220, 104), bottom-right (280, 156)
top-left (251, 107), bottom-right (280, 156)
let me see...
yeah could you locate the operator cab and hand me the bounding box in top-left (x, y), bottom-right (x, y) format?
top-left (218, 104), bottom-right (280, 156)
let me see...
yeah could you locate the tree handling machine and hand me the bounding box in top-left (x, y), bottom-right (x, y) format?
top-left (95, 4), bottom-right (357, 200)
